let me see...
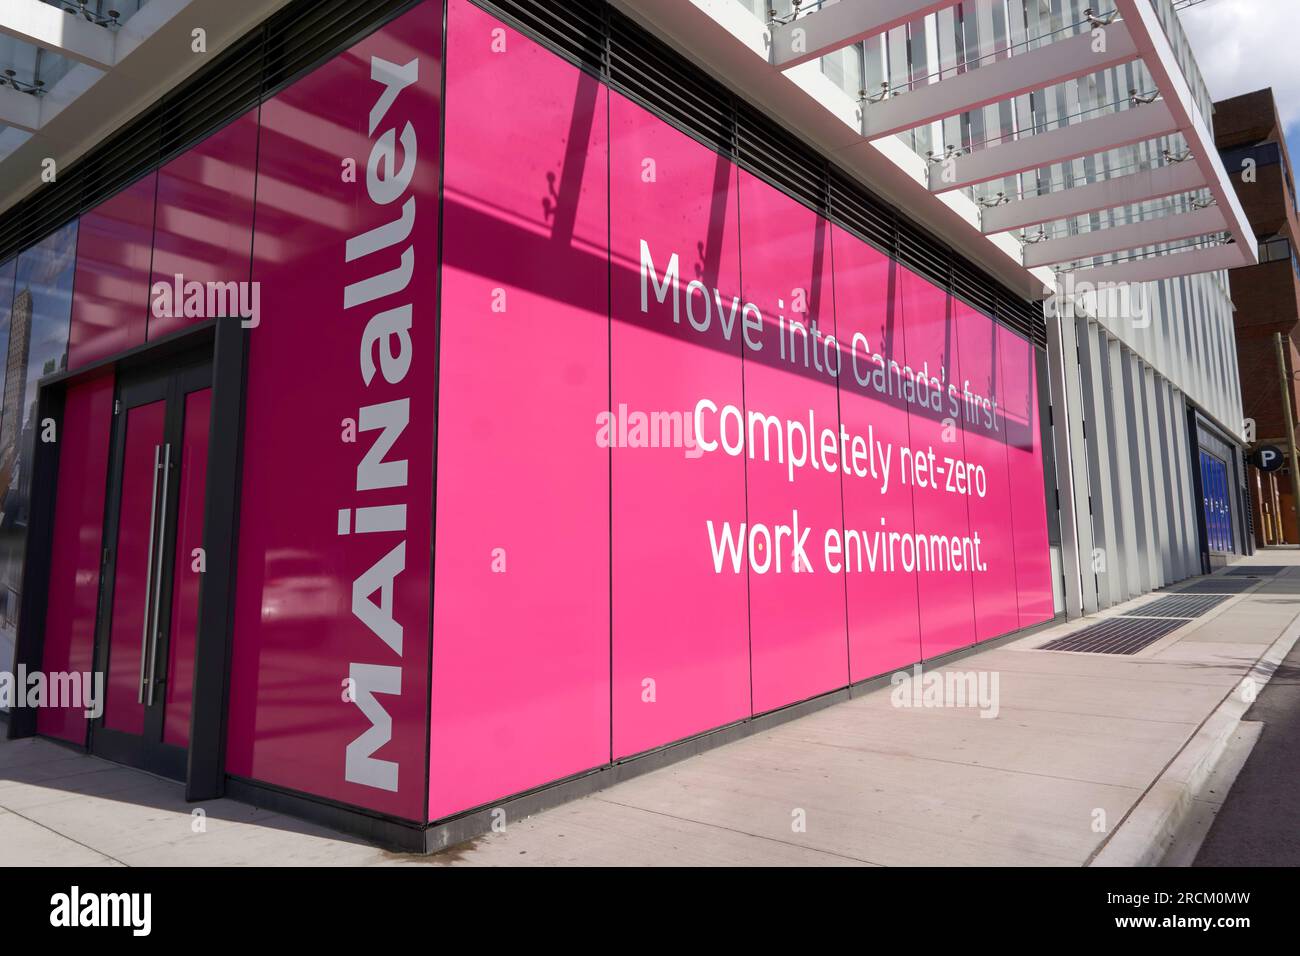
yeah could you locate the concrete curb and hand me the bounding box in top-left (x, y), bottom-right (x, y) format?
top-left (1088, 609), bottom-right (1300, 867)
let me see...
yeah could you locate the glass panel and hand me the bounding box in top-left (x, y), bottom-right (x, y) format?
top-left (1, 4), bottom-right (151, 93)
top-left (0, 258), bottom-right (13, 682)
top-left (0, 35), bottom-right (76, 92)
top-left (37, 1), bottom-right (147, 28)
top-left (0, 221), bottom-right (77, 676)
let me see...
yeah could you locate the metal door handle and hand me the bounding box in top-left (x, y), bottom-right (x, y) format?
top-left (146, 442), bottom-right (171, 706)
top-left (138, 444), bottom-right (162, 704)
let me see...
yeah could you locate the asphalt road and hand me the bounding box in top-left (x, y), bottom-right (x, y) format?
top-left (1194, 638), bottom-right (1300, 866)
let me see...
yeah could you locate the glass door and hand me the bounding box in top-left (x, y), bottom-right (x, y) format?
top-left (91, 356), bottom-right (212, 778)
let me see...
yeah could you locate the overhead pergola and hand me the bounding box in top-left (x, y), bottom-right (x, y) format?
top-left (0, 0), bottom-right (120, 136)
top-left (0, 0), bottom-right (205, 173)
top-left (0, 0), bottom-right (118, 72)
top-left (0, 0), bottom-right (1258, 291)
top-left (766, 0), bottom-right (1257, 284)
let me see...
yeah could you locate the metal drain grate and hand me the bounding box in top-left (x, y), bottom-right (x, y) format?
top-left (1171, 577), bottom-right (1256, 594)
top-left (1225, 566), bottom-right (1288, 577)
top-left (1122, 593), bottom-right (1229, 618)
top-left (1037, 617), bottom-right (1187, 655)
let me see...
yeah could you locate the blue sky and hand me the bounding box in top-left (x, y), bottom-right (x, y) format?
top-left (1182, 0), bottom-right (1300, 161)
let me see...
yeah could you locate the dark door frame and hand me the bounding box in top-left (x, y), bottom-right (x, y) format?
top-left (90, 354), bottom-right (212, 781)
top-left (7, 316), bottom-right (248, 803)
top-left (1189, 407), bottom-right (1248, 570)
top-left (1187, 405), bottom-right (1213, 575)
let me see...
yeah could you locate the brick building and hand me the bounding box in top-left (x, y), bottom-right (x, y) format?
top-left (1216, 88), bottom-right (1300, 544)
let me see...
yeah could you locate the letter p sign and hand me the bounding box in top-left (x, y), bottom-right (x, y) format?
top-left (1253, 445), bottom-right (1284, 473)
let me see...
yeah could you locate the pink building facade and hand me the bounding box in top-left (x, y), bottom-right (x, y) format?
top-left (9, 0), bottom-right (1056, 850)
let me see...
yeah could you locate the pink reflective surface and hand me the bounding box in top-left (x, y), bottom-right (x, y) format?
top-left (38, 373), bottom-right (114, 742)
top-left (226, 3), bottom-right (440, 821)
top-left (737, 172), bottom-right (848, 713)
top-left (831, 230), bottom-right (922, 681)
top-left (999, 325), bottom-right (1055, 625)
top-left (163, 386), bottom-right (211, 747)
top-left (430, 0), bottom-right (610, 819)
top-left (67, 175), bottom-right (155, 370)
top-left (897, 269), bottom-right (977, 659)
top-left (608, 90), bottom-right (750, 758)
top-left (103, 399), bottom-right (167, 735)
top-left (955, 303), bottom-right (1021, 642)
top-left (14, 0), bottom-right (1061, 823)
top-left (149, 111), bottom-right (259, 340)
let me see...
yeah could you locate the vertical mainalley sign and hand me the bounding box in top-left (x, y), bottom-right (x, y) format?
top-left (227, 3), bottom-right (442, 821)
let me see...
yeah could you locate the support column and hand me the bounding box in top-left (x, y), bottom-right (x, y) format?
top-left (1123, 352), bottom-right (1155, 595)
top-left (1105, 336), bottom-right (1141, 601)
top-left (1171, 394), bottom-right (1200, 573)
top-left (1048, 296), bottom-right (1096, 616)
top-left (1077, 318), bottom-right (1122, 608)
top-left (1159, 381), bottom-right (1190, 582)
top-left (1143, 370), bottom-right (1173, 587)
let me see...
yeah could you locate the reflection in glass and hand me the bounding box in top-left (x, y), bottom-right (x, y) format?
top-left (0, 221), bottom-right (78, 677)
top-left (0, 258), bottom-right (12, 685)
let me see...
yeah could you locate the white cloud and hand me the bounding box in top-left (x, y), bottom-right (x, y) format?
top-left (1180, 0), bottom-right (1300, 138)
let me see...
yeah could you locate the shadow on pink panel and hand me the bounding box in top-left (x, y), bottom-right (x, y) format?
top-left (897, 269), bottom-right (976, 659)
top-left (609, 92), bottom-right (750, 758)
top-left (831, 231), bottom-right (922, 681)
top-left (163, 387), bottom-right (212, 748)
top-left (227, 3), bottom-right (440, 822)
top-left (737, 172), bottom-right (848, 713)
top-left (149, 110), bottom-right (258, 340)
top-left (103, 399), bottom-right (167, 736)
top-left (38, 373), bottom-right (114, 742)
top-left (999, 326), bottom-right (1055, 625)
top-left (430, 0), bottom-right (610, 820)
top-left (68, 176), bottom-right (155, 370)
top-left (954, 303), bottom-right (1020, 642)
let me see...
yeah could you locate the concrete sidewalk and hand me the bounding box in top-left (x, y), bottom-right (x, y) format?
top-left (4, 554), bottom-right (1298, 867)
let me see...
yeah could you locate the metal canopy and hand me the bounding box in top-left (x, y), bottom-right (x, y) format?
top-left (765, 0), bottom-right (1256, 278)
top-left (770, 0), bottom-right (958, 69)
top-left (1072, 242), bottom-right (1243, 284)
top-left (0, 0), bottom-right (201, 170)
top-left (0, 84), bottom-right (40, 132)
top-left (1022, 204), bottom-right (1225, 268)
top-left (862, 26), bottom-right (1140, 140)
top-left (982, 161), bottom-right (1205, 235)
top-left (930, 101), bottom-right (1180, 194)
top-left (0, 0), bottom-right (116, 68)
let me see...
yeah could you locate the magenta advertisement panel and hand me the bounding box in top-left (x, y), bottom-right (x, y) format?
top-left (67, 175), bottom-right (155, 370)
top-left (429, 0), bottom-right (611, 819)
top-left (897, 267), bottom-right (978, 659)
top-left (226, 3), bottom-right (441, 820)
top-left (608, 92), bottom-right (751, 757)
top-left (737, 172), bottom-right (849, 712)
top-left (954, 302), bottom-right (1021, 642)
top-left (37, 373), bottom-right (114, 742)
top-left (103, 399), bottom-right (167, 735)
top-left (831, 229), bottom-right (922, 681)
top-left (999, 325), bottom-right (1056, 625)
top-left (149, 110), bottom-right (259, 341)
top-left (424, 0), bottom-right (1054, 820)
top-left (163, 387), bottom-right (212, 747)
